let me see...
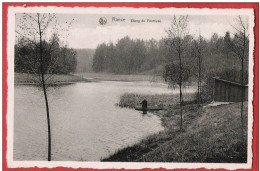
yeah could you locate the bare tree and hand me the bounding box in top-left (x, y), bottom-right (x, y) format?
top-left (165, 15), bottom-right (190, 130)
top-left (228, 16), bottom-right (249, 141)
top-left (16, 13), bottom-right (72, 161)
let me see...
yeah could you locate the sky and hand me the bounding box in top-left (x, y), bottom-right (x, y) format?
top-left (16, 14), bottom-right (244, 49)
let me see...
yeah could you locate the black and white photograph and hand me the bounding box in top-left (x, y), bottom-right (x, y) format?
top-left (7, 6), bottom-right (255, 169)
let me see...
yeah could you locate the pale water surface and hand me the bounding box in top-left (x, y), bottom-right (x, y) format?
top-left (14, 81), bottom-right (195, 161)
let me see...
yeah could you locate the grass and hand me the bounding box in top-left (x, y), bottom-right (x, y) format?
top-left (15, 73), bottom-right (89, 84)
top-left (102, 93), bottom-right (248, 163)
top-left (75, 72), bottom-right (164, 82)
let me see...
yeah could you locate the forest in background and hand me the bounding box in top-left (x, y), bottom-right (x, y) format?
top-left (92, 32), bottom-right (248, 85)
top-left (14, 25), bottom-right (249, 88)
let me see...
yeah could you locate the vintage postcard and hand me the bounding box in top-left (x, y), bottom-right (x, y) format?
top-left (3, 3), bottom-right (258, 170)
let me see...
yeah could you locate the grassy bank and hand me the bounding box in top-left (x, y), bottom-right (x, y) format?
top-left (103, 93), bottom-right (248, 163)
top-left (15, 73), bottom-right (89, 84)
top-left (75, 72), bottom-right (164, 82)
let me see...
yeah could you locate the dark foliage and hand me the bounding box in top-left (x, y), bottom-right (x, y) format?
top-left (92, 37), bottom-right (165, 74)
top-left (15, 39), bottom-right (77, 74)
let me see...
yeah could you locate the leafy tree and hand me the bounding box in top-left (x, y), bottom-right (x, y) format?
top-left (144, 39), bottom-right (160, 71)
top-left (223, 31), bottom-right (232, 57)
top-left (92, 43), bottom-right (107, 72)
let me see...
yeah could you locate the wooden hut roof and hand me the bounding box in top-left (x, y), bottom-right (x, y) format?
top-left (213, 77), bottom-right (248, 87)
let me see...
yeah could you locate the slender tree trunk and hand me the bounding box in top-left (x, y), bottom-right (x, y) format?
top-left (240, 58), bottom-right (244, 142)
top-left (178, 41), bottom-right (183, 130)
top-left (179, 82), bottom-right (183, 130)
top-left (240, 27), bottom-right (246, 142)
top-left (41, 73), bottom-right (51, 161)
top-left (198, 36), bottom-right (202, 108)
top-left (198, 50), bottom-right (201, 109)
top-left (38, 13), bottom-right (51, 161)
top-left (197, 77), bottom-right (200, 107)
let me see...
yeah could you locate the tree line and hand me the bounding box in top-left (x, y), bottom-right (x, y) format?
top-left (92, 37), bottom-right (165, 74)
top-left (92, 31), bottom-right (248, 85)
top-left (15, 37), bottom-right (77, 74)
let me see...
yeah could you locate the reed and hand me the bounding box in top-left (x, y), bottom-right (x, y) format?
top-left (117, 93), bottom-right (196, 109)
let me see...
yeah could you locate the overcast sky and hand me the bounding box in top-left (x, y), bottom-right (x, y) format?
top-left (16, 14), bottom-right (243, 49)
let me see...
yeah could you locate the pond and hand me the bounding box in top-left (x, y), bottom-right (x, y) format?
top-left (14, 81), bottom-right (195, 161)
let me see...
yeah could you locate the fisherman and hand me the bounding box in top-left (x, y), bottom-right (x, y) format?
top-left (140, 99), bottom-right (148, 109)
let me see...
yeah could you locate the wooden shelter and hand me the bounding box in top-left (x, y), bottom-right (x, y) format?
top-left (213, 77), bottom-right (248, 102)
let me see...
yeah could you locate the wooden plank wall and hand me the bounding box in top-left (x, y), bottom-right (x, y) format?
top-left (214, 78), bottom-right (248, 102)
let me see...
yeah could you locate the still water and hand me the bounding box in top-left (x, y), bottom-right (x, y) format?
top-left (14, 81), bottom-right (194, 161)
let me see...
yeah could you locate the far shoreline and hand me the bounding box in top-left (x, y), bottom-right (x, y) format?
top-left (15, 72), bottom-right (168, 84)
top-left (14, 72), bottom-right (198, 88)
top-left (14, 72), bottom-right (91, 85)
